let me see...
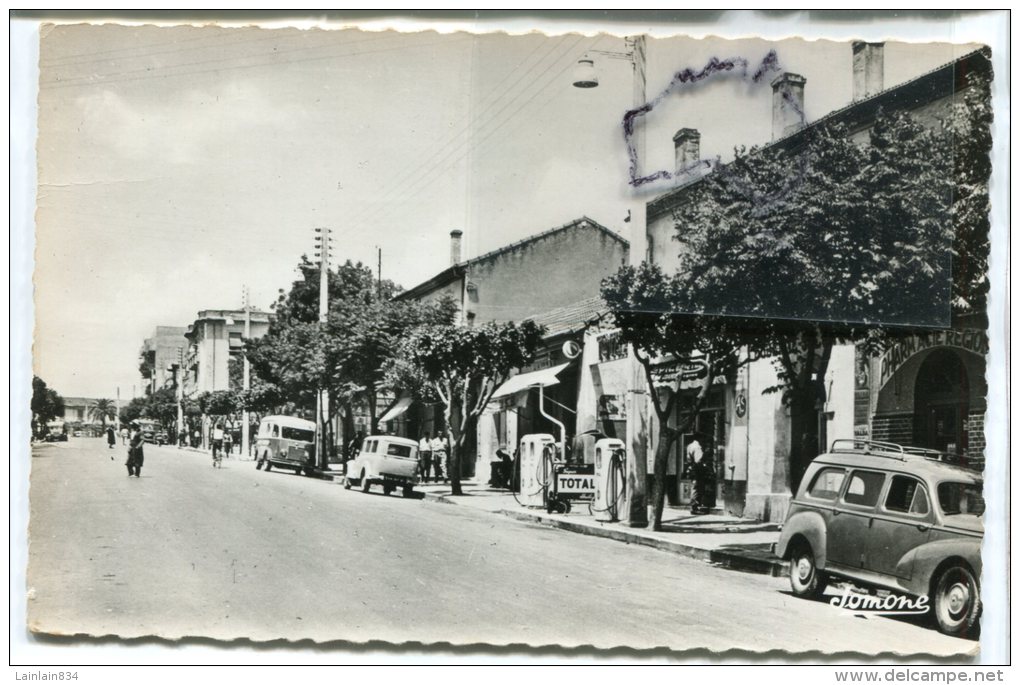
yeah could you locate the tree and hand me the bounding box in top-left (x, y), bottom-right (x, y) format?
top-left (200, 390), bottom-right (237, 423)
top-left (396, 320), bottom-right (545, 495)
top-left (602, 262), bottom-right (751, 529)
top-left (88, 398), bottom-right (117, 428)
top-left (119, 397), bottom-right (147, 426)
top-left (947, 68), bottom-right (992, 314)
top-left (146, 387), bottom-right (179, 431)
top-left (246, 256), bottom-right (455, 461)
top-left (667, 103), bottom-right (981, 490)
top-left (31, 376), bottom-right (65, 436)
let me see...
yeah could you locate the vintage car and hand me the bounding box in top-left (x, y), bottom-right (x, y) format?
top-left (774, 439), bottom-right (983, 636)
top-left (254, 415), bottom-right (316, 476)
top-left (344, 435), bottom-right (419, 497)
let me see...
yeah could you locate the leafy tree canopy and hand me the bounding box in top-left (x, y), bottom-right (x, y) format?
top-left (31, 376), bottom-right (65, 424)
top-left (395, 319), bottom-right (545, 494)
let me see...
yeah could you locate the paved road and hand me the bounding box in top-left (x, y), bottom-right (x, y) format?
top-left (26, 438), bottom-right (975, 657)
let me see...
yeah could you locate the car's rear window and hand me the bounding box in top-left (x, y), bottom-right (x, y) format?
top-left (807, 467), bottom-right (845, 500)
top-left (281, 427), bottom-right (314, 442)
top-left (938, 481), bottom-right (985, 516)
top-left (843, 470), bottom-right (886, 507)
top-left (386, 443), bottom-right (413, 458)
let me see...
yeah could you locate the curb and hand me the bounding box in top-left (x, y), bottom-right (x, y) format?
top-left (424, 493), bottom-right (788, 578)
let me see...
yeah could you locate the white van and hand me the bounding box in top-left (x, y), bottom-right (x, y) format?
top-left (255, 415), bottom-right (316, 476)
top-left (344, 435), bottom-right (420, 497)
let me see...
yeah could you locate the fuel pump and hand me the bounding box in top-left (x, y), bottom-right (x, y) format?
top-left (516, 433), bottom-right (556, 508)
top-left (591, 438), bottom-right (626, 522)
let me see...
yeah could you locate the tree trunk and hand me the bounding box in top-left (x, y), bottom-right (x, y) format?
top-left (448, 431), bottom-right (462, 496)
top-left (367, 389), bottom-right (377, 435)
top-left (649, 423), bottom-right (677, 531)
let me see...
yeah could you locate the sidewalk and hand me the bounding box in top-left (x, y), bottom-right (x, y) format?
top-left (416, 480), bottom-right (788, 577)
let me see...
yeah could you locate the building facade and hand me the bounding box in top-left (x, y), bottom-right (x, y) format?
top-left (393, 218), bottom-right (629, 476)
top-left (640, 44), bottom-right (991, 522)
top-left (395, 217), bottom-right (629, 325)
top-left (139, 326), bottom-right (189, 394)
top-left (182, 309), bottom-right (272, 398)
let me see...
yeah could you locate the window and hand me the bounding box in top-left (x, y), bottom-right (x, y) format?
top-left (843, 470), bottom-right (886, 507)
top-left (386, 443), bottom-right (413, 458)
top-left (807, 468), bottom-right (846, 500)
top-left (938, 481), bottom-right (985, 516)
top-left (271, 424), bottom-right (279, 438)
top-left (363, 440), bottom-right (376, 453)
top-left (884, 475), bottom-right (930, 515)
top-left (281, 427), bottom-right (314, 442)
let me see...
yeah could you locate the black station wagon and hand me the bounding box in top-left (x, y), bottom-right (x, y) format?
top-left (774, 439), bottom-right (983, 637)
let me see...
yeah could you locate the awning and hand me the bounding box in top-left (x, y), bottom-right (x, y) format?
top-left (491, 363), bottom-right (571, 401)
top-left (379, 395), bottom-right (413, 423)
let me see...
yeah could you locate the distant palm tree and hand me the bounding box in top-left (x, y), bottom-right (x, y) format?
top-left (89, 399), bottom-right (117, 428)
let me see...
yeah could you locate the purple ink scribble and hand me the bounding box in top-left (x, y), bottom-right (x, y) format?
top-left (624, 51), bottom-right (783, 188)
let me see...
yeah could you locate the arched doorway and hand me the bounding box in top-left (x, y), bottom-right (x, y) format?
top-left (913, 349), bottom-right (969, 457)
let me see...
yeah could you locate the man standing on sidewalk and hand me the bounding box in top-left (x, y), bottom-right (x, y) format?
top-left (418, 432), bottom-right (433, 483)
top-left (430, 433), bottom-right (447, 482)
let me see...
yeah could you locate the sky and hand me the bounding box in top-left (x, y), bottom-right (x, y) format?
top-left (28, 20), bottom-right (977, 399)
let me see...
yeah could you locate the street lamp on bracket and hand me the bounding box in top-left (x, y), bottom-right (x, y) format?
top-left (572, 35), bottom-right (651, 529)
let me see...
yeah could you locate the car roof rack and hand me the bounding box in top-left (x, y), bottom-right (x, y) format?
top-left (829, 439), bottom-right (952, 463)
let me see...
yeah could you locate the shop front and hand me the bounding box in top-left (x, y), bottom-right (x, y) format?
top-left (857, 329), bottom-right (988, 469)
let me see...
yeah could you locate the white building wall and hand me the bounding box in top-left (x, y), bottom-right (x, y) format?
top-left (824, 343), bottom-right (857, 446)
top-left (743, 357), bottom-right (792, 522)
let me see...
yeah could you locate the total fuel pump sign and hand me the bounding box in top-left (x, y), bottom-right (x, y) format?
top-left (554, 464), bottom-right (595, 500)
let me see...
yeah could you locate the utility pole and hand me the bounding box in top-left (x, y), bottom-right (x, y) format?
top-left (377, 246), bottom-right (382, 298)
top-left (175, 347), bottom-right (184, 447)
top-left (314, 227), bottom-right (332, 472)
top-left (116, 386), bottom-right (120, 429)
top-left (241, 285), bottom-right (252, 460)
top-left (573, 35), bottom-right (649, 526)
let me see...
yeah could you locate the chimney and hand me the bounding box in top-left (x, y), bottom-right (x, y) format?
top-left (449, 229), bottom-right (463, 266)
top-left (771, 72), bottom-right (807, 140)
top-left (852, 41), bottom-right (884, 101)
top-left (672, 128), bottom-right (701, 178)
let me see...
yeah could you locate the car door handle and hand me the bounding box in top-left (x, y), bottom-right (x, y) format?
top-left (916, 524), bottom-right (930, 532)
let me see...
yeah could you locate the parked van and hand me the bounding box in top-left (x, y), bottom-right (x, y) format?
top-left (344, 435), bottom-right (419, 496)
top-left (255, 415), bottom-right (316, 476)
top-left (774, 439), bottom-right (983, 637)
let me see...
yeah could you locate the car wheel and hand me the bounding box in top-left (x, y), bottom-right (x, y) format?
top-left (932, 564), bottom-right (980, 637)
top-left (789, 541), bottom-right (827, 599)
top-left (402, 485), bottom-right (414, 498)
top-left (360, 470), bottom-right (371, 493)
top-left (383, 484), bottom-right (394, 495)
top-left (293, 467), bottom-right (303, 475)
top-left (343, 477), bottom-right (353, 490)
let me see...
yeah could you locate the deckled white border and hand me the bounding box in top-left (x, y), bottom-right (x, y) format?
top-left (9, 10), bottom-right (1010, 669)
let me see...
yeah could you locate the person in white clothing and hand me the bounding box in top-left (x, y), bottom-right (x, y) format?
top-left (430, 434), bottom-right (447, 482)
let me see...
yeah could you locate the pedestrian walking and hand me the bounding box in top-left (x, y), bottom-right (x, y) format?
top-left (126, 422), bottom-right (144, 477)
top-left (120, 426), bottom-right (129, 445)
top-left (224, 430), bottom-right (233, 457)
top-left (418, 432), bottom-right (433, 482)
top-left (211, 423), bottom-right (224, 467)
top-left (430, 434), bottom-right (448, 482)
top-left (106, 426), bottom-right (116, 450)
